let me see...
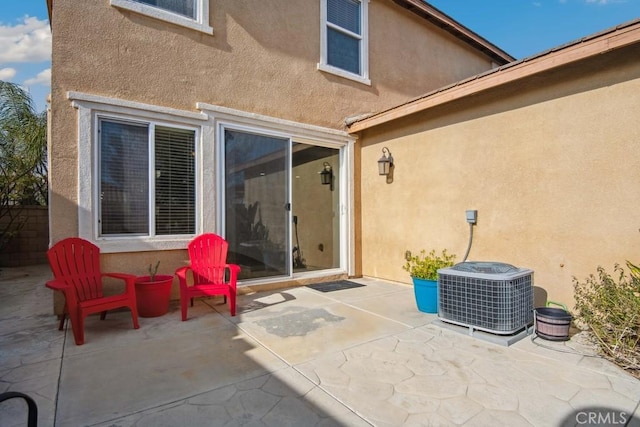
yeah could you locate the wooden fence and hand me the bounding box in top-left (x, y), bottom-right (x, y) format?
top-left (0, 206), bottom-right (49, 267)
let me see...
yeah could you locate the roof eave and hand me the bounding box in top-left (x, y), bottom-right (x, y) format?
top-left (46, 0), bottom-right (52, 26)
top-left (348, 19), bottom-right (640, 134)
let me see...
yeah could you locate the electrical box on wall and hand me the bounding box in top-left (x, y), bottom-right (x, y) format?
top-left (466, 210), bottom-right (477, 224)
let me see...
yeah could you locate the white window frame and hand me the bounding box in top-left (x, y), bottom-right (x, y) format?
top-left (69, 92), bottom-right (210, 253)
top-left (111, 0), bottom-right (213, 35)
top-left (318, 0), bottom-right (370, 86)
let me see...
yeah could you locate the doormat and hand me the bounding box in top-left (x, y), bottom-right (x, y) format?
top-left (306, 280), bottom-right (366, 293)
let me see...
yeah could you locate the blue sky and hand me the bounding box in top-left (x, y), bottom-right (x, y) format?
top-left (1, 0), bottom-right (639, 113)
top-left (427, 0), bottom-right (640, 59)
top-left (1, 0), bottom-right (51, 112)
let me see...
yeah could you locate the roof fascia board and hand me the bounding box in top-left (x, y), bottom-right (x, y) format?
top-left (391, 0), bottom-right (515, 64)
top-left (348, 21), bottom-right (640, 134)
top-left (47, 0), bottom-right (52, 24)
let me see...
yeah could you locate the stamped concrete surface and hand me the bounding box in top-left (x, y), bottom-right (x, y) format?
top-left (1, 266), bottom-right (639, 426)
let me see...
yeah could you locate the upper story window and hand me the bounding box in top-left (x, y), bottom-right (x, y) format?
top-left (111, 0), bottom-right (213, 34)
top-left (318, 0), bottom-right (370, 85)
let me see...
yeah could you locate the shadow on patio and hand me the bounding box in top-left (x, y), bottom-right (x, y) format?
top-left (1, 265), bottom-right (639, 426)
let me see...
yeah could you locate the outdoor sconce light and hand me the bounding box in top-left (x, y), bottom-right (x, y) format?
top-left (378, 147), bottom-right (393, 176)
top-left (320, 162), bottom-right (333, 188)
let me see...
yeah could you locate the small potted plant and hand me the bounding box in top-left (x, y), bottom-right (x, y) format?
top-left (135, 261), bottom-right (174, 317)
top-left (403, 249), bottom-right (456, 313)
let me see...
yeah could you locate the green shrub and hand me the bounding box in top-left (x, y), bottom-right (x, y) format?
top-left (403, 249), bottom-right (456, 280)
top-left (573, 261), bottom-right (640, 378)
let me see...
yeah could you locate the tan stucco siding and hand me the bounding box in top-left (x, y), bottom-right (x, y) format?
top-left (47, 99), bottom-right (79, 243)
top-left (368, 2), bottom-right (499, 99)
top-left (358, 48), bottom-right (640, 307)
top-left (50, 0), bottom-right (496, 128)
top-left (47, 0), bottom-right (499, 278)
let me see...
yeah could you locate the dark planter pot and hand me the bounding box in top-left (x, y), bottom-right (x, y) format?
top-left (535, 306), bottom-right (572, 341)
top-left (412, 277), bottom-right (438, 313)
top-left (135, 275), bottom-right (173, 317)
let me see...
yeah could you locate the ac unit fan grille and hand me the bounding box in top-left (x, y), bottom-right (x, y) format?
top-left (438, 269), bottom-right (533, 335)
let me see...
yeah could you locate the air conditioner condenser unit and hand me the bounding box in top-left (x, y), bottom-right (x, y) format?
top-left (437, 262), bottom-right (534, 335)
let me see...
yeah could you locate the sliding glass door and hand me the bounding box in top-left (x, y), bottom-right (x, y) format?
top-left (224, 129), bottom-right (290, 280)
top-left (291, 143), bottom-right (341, 273)
top-left (222, 127), bottom-right (343, 281)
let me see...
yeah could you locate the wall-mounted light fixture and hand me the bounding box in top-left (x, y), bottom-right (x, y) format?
top-left (378, 147), bottom-right (393, 176)
top-left (320, 162), bottom-right (333, 190)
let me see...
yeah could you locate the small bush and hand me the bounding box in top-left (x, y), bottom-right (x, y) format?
top-left (403, 249), bottom-right (456, 280)
top-left (573, 261), bottom-right (640, 378)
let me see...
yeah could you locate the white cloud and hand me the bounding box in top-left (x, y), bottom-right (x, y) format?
top-left (0, 67), bottom-right (17, 80)
top-left (0, 16), bottom-right (52, 64)
top-left (24, 68), bottom-right (51, 86)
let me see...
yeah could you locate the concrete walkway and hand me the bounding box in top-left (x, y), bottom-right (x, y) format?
top-left (1, 265), bottom-right (639, 426)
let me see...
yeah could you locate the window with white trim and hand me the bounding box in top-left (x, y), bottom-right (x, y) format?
top-left (111, 0), bottom-right (213, 34)
top-left (319, 0), bottom-right (370, 85)
top-left (98, 117), bottom-right (196, 237)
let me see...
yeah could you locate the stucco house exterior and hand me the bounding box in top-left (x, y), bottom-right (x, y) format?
top-left (349, 19), bottom-right (640, 306)
top-left (45, 0), bottom-right (511, 299)
top-left (46, 0), bottom-right (639, 309)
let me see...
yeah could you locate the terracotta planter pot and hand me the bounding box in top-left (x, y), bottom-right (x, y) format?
top-left (135, 275), bottom-right (173, 317)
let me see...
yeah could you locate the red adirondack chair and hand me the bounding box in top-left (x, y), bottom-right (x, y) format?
top-left (176, 233), bottom-right (240, 320)
top-left (46, 237), bottom-right (140, 345)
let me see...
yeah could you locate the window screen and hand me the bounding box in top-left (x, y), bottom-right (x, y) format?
top-left (99, 118), bottom-right (196, 237)
top-left (100, 120), bottom-right (149, 235)
top-left (326, 0), bottom-right (362, 75)
top-left (327, 0), bottom-right (360, 34)
top-left (133, 0), bottom-right (196, 19)
top-left (154, 126), bottom-right (195, 235)
top-left (328, 27), bottom-right (360, 74)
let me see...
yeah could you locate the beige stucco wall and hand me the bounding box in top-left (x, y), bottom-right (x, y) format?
top-left (50, 0), bottom-right (497, 129)
top-left (357, 45), bottom-right (640, 307)
top-left (48, 0), bottom-right (500, 279)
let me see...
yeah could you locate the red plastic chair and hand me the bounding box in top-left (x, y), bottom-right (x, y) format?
top-left (46, 237), bottom-right (140, 345)
top-left (176, 233), bottom-right (240, 320)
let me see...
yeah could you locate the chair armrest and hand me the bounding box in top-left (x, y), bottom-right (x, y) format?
top-left (226, 264), bottom-right (241, 288)
top-left (226, 264), bottom-right (240, 274)
top-left (175, 266), bottom-right (192, 288)
top-left (45, 279), bottom-right (69, 292)
top-left (46, 279), bottom-right (78, 308)
top-left (102, 272), bottom-right (137, 293)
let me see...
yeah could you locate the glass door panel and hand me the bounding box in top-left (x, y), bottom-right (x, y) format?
top-left (291, 144), bottom-right (341, 273)
top-left (224, 129), bottom-right (289, 280)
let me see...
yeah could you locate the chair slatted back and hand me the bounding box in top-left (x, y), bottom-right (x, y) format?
top-left (188, 233), bottom-right (229, 284)
top-left (47, 238), bottom-right (104, 302)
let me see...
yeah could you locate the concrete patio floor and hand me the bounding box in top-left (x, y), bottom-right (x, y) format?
top-left (1, 264), bottom-right (639, 426)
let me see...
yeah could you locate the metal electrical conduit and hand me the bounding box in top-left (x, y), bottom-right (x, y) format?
top-left (462, 210), bottom-right (477, 262)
